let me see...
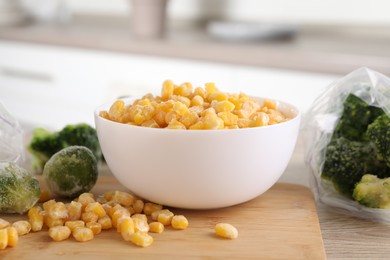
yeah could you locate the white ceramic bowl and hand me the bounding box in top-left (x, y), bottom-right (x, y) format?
top-left (94, 97), bottom-right (301, 209)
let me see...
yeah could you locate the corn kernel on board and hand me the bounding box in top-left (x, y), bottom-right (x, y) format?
top-left (0, 176), bottom-right (326, 260)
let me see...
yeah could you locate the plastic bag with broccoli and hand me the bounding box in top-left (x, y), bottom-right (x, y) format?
top-left (303, 67), bottom-right (390, 222)
top-left (0, 101), bottom-right (41, 214)
top-left (0, 102), bottom-right (24, 164)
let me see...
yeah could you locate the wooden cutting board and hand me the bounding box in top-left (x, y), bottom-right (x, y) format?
top-left (0, 176), bottom-right (326, 260)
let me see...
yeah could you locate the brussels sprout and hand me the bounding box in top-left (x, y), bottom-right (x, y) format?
top-left (0, 162), bottom-right (40, 214)
top-left (43, 146), bottom-right (98, 198)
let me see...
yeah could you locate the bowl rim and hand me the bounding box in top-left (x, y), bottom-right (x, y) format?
top-left (94, 96), bottom-right (301, 132)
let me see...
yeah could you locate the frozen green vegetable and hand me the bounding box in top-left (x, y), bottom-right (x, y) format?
top-left (353, 174), bottom-right (390, 209)
top-left (28, 123), bottom-right (102, 173)
top-left (322, 94), bottom-right (390, 198)
top-left (366, 114), bottom-right (390, 166)
top-left (43, 146), bottom-right (98, 198)
top-left (332, 94), bottom-right (384, 141)
top-left (0, 162), bottom-right (40, 214)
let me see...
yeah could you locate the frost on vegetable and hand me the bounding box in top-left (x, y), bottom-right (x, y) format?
top-left (43, 146), bottom-right (98, 198)
top-left (0, 162), bottom-right (40, 214)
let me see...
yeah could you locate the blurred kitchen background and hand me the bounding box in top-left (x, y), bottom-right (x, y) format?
top-left (0, 0), bottom-right (390, 130)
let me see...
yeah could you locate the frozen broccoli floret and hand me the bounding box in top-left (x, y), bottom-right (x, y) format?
top-left (353, 174), bottom-right (390, 208)
top-left (366, 114), bottom-right (390, 166)
top-left (321, 137), bottom-right (388, 197)
top-left (0, 162), bottom-right (40, 214)
top-left (43, 146), bottom-right (98, 198)
top-left (333, 94), bottom-right (384, 141)
top-left (321, 94), bottom-right (390, 197)
top-left (28, 123), bottom-right (101, 173)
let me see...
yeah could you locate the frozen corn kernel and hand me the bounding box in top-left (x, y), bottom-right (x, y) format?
top-left (263, 99), bottom-right (277, 109)
top-left (98, 215), bottom-right (112, 230)
top-left (109, 100), bottom-right (126, 121)
top-left (102, 203), bottom-right (113, 215)
top-left (44, 216), bottom-right (64, 228)
top-left (6, 227), bottom-right (18, 247)
top-left (49, 226), bottom-right (71, 242)
top-left (0, 218), bottom-right (10, 229)
top-left (149, 222), bottom-right (164, 233)
top-left (191, 95), bottom-right (204, 107)
top-left (126, 206), bottom-right (136, 216)
top-left (157, 210), bottom-right (174, 226)
top-left (112, 208), bottom-right (131, 228)
top-left (189, 121), bottom-right (204, 130)
top-left (85, 202), bottom-right (106, 218)
top-left (119, 217), bottom-right (135, 241)
top-left (251, 112), bottom-right (270, 127)
top-left (72, 227), bottom-right (94, 242)
top-left (0, 228), bottom-right (8, 250)
top-left (28, 206), bottom-right (44, 232)
top-left (12, 221), bottom-right (31, 236)
top-left (65, 220), bottom-right (85, 232)
top-left (130, 231), bottom-right (153, 247)
top-left (135, 98), bottom-right (151, 107)
top-left (172, 95), bottom-right (191, 108)
top-left (66, 201), bottom-right (82, 221)
top-left (42, 199), bottom-right (56, 212)
top-left (112, 191), bottom-right (134, 207)
top-left (141, 119), bottom-right (160, 128)
top-left (86, 222), bottom-right (102, 235)
top-left (109, 204), bottom-right (124, 218)
top-left (218, 111), bottom-right (238, 126)
top-left (99, 110), bottom-right (110, 120)
top-left (48, 202), bottom-right (68, 220)
top-left (237, 118), bottom-right (251, 128)
top-left (161, 80), bottom-right (175, 100)
top-left (267, 109), bottom-right (286, 124)
top-left (173, 101), bottom-right (189, 116)
top-left (133, 199), bottom-right (144, 214)
top-left (116, 215), bottom-right (131, 232)
top-left (203, 113), bottom-right (223, 130)
top-left (213, 100), bottom-right (235, 113)
top-left (215, 223), bottom-right (238, 239)
top-left (81, 212), bottom-right (99, 223)
top-left (205, 82), bottom-right (218, 96)
top-left (103, 191), bottom-right (115, 201)
top-left (167, 119), bottom-right (186, 130)
top-left (153, 110), bottom-right (167, 128)
top-left (174, 82), bottom-right (193, 97)
top-left (143, 202), bottom-right (163, 216)
top-left (208, 92), bottom-right (228, 102)
top-left (133, 218), bottom-right (149, 233)
top-left (151, 209), bottom-right (171, 221)
top-left (180, 111), bottom-right (199, 128)
top-left (171, 215), bottom-right (189, 230)
top-left (189, 105), bottom-right (204, 115)
top-left (132, 214), bottom-right (147, 222)
top-left (78, 193), bottom-right (95, 211)
top-left (193, 86), bottom-right (206, 99)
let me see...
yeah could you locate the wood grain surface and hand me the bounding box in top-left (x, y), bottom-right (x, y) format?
top-left (0, 176), bottom-right (325, 260)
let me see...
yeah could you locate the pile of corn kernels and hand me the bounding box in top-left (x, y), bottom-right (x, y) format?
top-left (99, 81), bottom-right (290, 130)
top-left (0, 190), bottom-right (238, 250)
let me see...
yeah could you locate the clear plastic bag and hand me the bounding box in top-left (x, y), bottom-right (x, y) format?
top-left (0, 101), bottom-right (24, 164)
top-left (302, 67), bottom-right (390, 222)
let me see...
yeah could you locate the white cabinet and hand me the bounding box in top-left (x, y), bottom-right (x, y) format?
top-left (0, 41), bottom-right (338, 130)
